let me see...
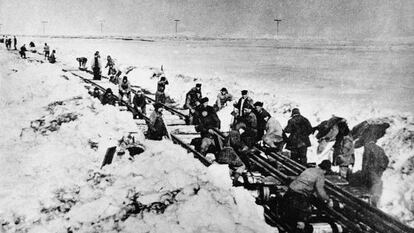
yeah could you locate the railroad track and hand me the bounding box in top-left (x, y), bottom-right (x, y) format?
top-left (11, 48), bottom-right (413, 233)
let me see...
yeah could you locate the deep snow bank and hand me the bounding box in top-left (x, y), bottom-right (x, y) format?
top-left (0, 50), bottom-right (276, 233)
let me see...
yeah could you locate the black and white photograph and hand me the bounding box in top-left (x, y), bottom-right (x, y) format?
top-left (0, 0), bottom-right (413, 232)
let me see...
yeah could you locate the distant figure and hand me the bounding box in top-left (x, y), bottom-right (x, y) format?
top-left (282, 160), bottom-right (333, 232)
top-left (29, 41), bottom-right (35, 48)
top-left (91, 51), bottom-right (102, 80)
top-left (76, 57), bottom-right (88, 69)
top-left (132, 88), bottom-right (147, 119)
top-left (214, 87), bottom-right (233, 111)
top-left (43, 43), bottom-right (50, 60)
top-left (109, 65), bottom-right (122, 84)
top-left (284, 108), bottom-right (313, 166)
top-left (105, 55), bottom-right (115, 75)
top-left (48, 50), bottom-right (56, 63)
top-left (89, 87), bottom-right (101, 99)
top-left (232, 90), bottom-right (254, 125)
top-left (19, 44), bottom-right (27, 59)
top-left (118, 76), bottom-right (132, 104)
top-left (147, 103), bottom-right (168, 140)
top-left (155, 76), bottom-right (169, 104)
top-left (6, 38), bottom-right (11, 49)
top-left (13, 36), bottom-right (17, 50)
top-left (100, 88), bottom-right (116, 106)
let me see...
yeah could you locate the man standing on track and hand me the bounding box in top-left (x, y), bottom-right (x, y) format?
top-left (284, 108), bottom-right (313, 166)
top-left (91, 51), bottom-right (102, 80)
top-left (13, 36), bottom-right (17, 50)
top-left (43, 43), bottom-right (50, 60)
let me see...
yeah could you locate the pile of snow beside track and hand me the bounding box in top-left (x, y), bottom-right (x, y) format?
top-left (0, 50), bottom-right (276, 233)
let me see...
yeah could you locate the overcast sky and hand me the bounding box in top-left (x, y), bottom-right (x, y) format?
top-left (0, 0), bottom-right (413, 39)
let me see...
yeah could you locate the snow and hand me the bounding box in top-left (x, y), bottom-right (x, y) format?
top-left (2, 35), bottom-right (414, 228)
top-left (0, 49), bottom-right (276, 233)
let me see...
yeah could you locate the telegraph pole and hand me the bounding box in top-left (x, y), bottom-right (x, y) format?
top-left (174, 19), bottom-right (180, 37)
top-left (99, 20), bottom-right (105, 34)
top-left (274, 19), bottom-right (282, 37)
top-left (41, 21), bottom-right (48, 35)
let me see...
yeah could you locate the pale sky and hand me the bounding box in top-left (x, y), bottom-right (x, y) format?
top-left (0, 0), bottom-right (413, 39)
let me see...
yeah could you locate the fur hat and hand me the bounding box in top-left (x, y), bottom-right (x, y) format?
top-left (254, 101), bottom-right (263, 107)
top-left (196, 83), bottom-right (202, 88)
top-left (241, 90), bottom-right (248, 95)
top-left (200, 97), bottom-right (209, 104)
top-left (153, 103), bottom-right (164, 110)
top-left (318, 160), bottom-right (332, 171)
top-left (291, 108), bottom-right (300, 117)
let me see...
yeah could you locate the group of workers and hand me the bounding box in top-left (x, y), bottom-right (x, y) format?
top-left (1, 36), bottom-right (56, 63)
top-left (6, 42), bottom-right (391, 233)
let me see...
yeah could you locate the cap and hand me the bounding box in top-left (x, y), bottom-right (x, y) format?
top-left (200, 97), bottom-right (209, 104)
top-left (196, 83), bottom-right (202, 88)
top-left (318, 160), bottom-right (332, 171)
top-left (254, 101), bottom-right (263, 107)
top-left (136, 88), bottom-right (142, 93)
top-left (241, 90), bottom-right (248, 95)
top-left (220, 87), bottom-right (228, 92)
top-left (153, 103), bottom-right (164, 110)
top-left (94, 87), bottom-right (99, 91)
top-left (291, 108), bottom-right (300, 117)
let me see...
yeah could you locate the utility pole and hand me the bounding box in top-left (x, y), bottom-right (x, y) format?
top-left (274, 19), bottom-right (282, 38)
top-left (174, 19), bottom-right (180, 37)
top-left (41, 21), bottom-right (48, 35)
top-left (99, 20), bottom-right (104, 34)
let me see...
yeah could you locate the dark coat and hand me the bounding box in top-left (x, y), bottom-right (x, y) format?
top-left (147, 111), bottom-right (167, 140)
top-left (362, 142), bottom-right (389, 176)
top-left (100, 93), bottom-right (117, 106)
top-left (133, 94), bottom-right (146, 108)
top-left (184, 87), bottom-right (202, 109)
top-left (233, 97), bottom-right (254, 117)
top-left (157, 80), bottom-right (169, 92)
top-left (195, 106), bottom-right (220, 138)
top-left (284, 114), bottom-right (313, 149)
top-left (254, 109), bottom-right (271, 139)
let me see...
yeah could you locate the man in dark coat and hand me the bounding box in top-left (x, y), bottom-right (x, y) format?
top-left (147, 103), bottom-right (168, 140)
top-left (284, 108), bottom-right (313, 166)
top-left (184, 83), bottom-right (202, 124)
top-left (236, 105), bottom-right (258, 147)
top-left (253, 101), bottom-right (271, 141)
top-left (132, 88), bottom-right (147, 119)
top-left (233, 90), bottom-right (254, 119)
top-left (89, 87), bottom-right (101, 99)
top-left (13, 36), bottom-right (17, 50)
top-left (91, 51), bottom-right (102, 80)
top-left (195, 99), bottom-right (221, 155)
top-left (155, 76), bottom-right (169, 104)
top-left (100, 88), bottom-right (117, 106)
top-left (19, 44), bottom-right (27, 59)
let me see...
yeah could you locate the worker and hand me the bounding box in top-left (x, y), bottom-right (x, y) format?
top-left (262, 114), bottom-right (284, 153)
top-left (146, 103), bottom-right (168, 140)
top-left (253, 101), bottom-right (271, 141)
top-left (118, 76), bottom-right (132, 104)
top-left (184, 83), bottom-right (202, 124)
top-left (195, 98), bottom-right (221, 155)
top-left (132, 88), bottom-right (147, 119)
top-left (100, 88), bottom-right (117, 106)
top-left (155, 76), bottom-right (169, 104)
top-left (13, 36), bottom-right (17, 50)
top-left (91, 51), bottom-right (102, 80)
top-left (214, 87), bottom-right (233, 111)
top-left (284, 108), bottom-right (313, 166)
top-left (76, 57), bottom-right (88, 69)
top-left (233, 90), bottom-right (254, 124)
top-left (89, 87), bottom-right (101, 99)
top-left (43, 43), bottom-right (50, 60)
top-left (19, 44), bottom-right (27, 59)
top-left (105, 55), bottom-right (115, 75)
top-left (48, 50), bottom-right (56, 63)
top-left (236, 104), bottom-right (258, 147)
top-left (282, 160), bottom-right (334, 232)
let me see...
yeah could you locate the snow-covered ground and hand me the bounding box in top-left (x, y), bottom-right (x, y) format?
top-left (0, 49), bottom-right (276, 233)
top-left (3, 36), bottom-right (414, 228)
